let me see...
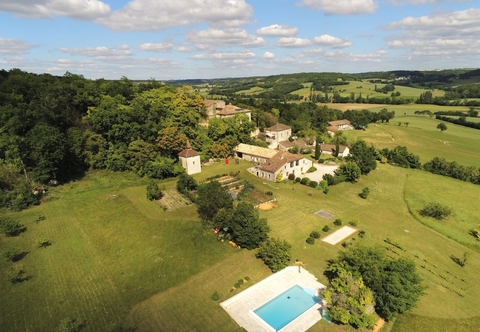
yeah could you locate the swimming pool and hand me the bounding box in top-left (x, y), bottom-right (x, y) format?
top-left (253, 284), bottom-right (320, 331)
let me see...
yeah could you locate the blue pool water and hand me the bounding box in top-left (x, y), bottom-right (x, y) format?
top-left (253, 285), bottom-right (320, 331)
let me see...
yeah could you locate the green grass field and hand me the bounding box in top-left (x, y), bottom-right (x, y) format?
top-left (2, 127), bottom-right (480, 332)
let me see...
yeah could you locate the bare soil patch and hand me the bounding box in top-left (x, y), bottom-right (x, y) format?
top-left (258, 202), bottom-right (277, 210)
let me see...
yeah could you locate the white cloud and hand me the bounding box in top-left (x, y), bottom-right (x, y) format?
top-left (0, 38), bottom-right (36, 55)
top-left (389, 0), bottom-right (468, 5)
top-left (136, 43), bottom-right (176, 53)
top-left (262, 51), bottom-right (276, 59)
top-left (175, 46), bottom-right (193, 53)
top-left (295, 48), bottom-right (324, 58)
top-left (256, 24), bottom-right (298, 37)
top-left (275, 37), bottom-right (312, 48)
top-left (313, 34), bottom-right (352, 48)
top-left (59, 45), bottom-right (133, 62)
top-left (0, 0), bottom-right (110, 20)
top-left (186, 28), bottom-right (267, 48)
top-left (296, 0), bottom-right (378, 15)
top-left (97, 0), bottom-right (253, 31)
top-left (191, 51), bottom-right (256, 60)
top-left (323, 49), bottom-right (387, 62)
top-left (385, 8), bottom-right (480, 59)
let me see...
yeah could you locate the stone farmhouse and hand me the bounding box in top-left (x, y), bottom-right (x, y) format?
top-left (320, 144), bottom-right (350, 158)
top-left (204, 100), bottom-right (252, 121)
top-left (234, 143), bottom-right (310, 182)
top-left (265, 123), bottom-right (292, 149)
top-left (327, 120), bottom-right (354, 136)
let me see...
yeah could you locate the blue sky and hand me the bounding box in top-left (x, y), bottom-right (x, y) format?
top-left (1, 0), bottom-right (478, 80)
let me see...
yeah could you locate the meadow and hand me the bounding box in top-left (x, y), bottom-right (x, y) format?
top-left (2, 106), bottom-right (480, 331)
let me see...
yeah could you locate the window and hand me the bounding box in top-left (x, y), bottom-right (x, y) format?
top-left (296, 160), bottom-right (299, 166)
top-left (290, 162), bottom-right (294, 167)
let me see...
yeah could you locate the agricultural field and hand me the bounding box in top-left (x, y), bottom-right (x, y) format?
top-left (2, 117), bottom-right (480, 332)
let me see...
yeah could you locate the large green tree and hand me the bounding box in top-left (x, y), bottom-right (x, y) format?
top-left (196, 181), bottom-right (233, 224)
top-left (223, 202), bottom-right (269, 249)
top-left (348, 140), bottom-right (377, 175)
top-left (256, 238), bottom-right (291, 272)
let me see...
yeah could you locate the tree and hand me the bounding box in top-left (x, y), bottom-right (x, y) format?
top-left (322, 262), bottom-right (376, 329)
top-left (37, 238), bottom-right (51, 248)
top-left (337, 162), bottom-right (361, 182)
top-left (334, 245), bottom-right (426, 321)
top-left (348, 140), bottom-right (377, 175)
top-left (56, 318), bottom-right (85, 332)
top-left (223, 202), bottom-right (269, 249)
top-left (314, 138), bottom-right (321, 160)
top-left (437, 122), bottom-right (447, 131)
top-left (256, 238), bottom-right (291, 272)
top-left (146, 181), bottom-right (163, 201)
top-left (359, 187), bottom-right (370, 199)
top-left (196, 181), bottom-right (233, 224)
top-left (176, 173), bottom-right (197, 193)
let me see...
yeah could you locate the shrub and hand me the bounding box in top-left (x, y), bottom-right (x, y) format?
top-left (37, 239), bottom-right (51, 248)
top-left (333, 219), bottom-right (342, 226)
top-left (245, 276), bottom-right (250, 281)
top-left (288, 173), bottom-right (295, 181)
top-left (323, 173), bottom-right (334, 185)
top-left (256, 238), bottom-right (292, 272)
top-left (419, 203), bottom-right (452, 220)
top-left (295, 177), bottom-right (301, 182)
top-left (265, 191), bottom-right (273, 196)
top-left (318, 159), bottom-right (325, 164)
top-left (234, 282), bottom-right (240, 288)
top-left (0, 217), bottom-right (25, 237)
top-left (319, 180), bottom-right (328, 189)
top-left (310, 231), bottom-right (321, 239)
top-left (359, 187), bottom-right (370, 199)
top-left (3, 247), bottom-right (24, 262)
top-left (56, 318), bottom-right (85, 332)
top-left (238, 279), bottom-right (244, 285)
top-left (146, 181), bottom-right (163, 201)
top-left (309, 181), bottom-right (318, 188)
top-left (300, 177), bottom-right (310, 185)
top-left (322, 225), bottom-right (330, 232)
top-left (211, 291), bottom-right (220, 301)
top-left (349, 220), bottom-right (358, 227)
top-left (323, 187), bottom-right (330, 194)
top-left (358, 230), bottom-right (366, 238)
top-left (306, 237), bottom-right (315, 245)
top-left (307, 166), bottom-right (317, 173)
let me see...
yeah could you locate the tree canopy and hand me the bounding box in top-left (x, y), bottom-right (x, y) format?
top-left (196, 181), bottom-right (233, 224)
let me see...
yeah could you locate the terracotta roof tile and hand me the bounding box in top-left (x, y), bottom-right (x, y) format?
top-left (235, 143), bottom-right (278, 159)
top-left (266, 123), bottom-right (291, 132)
top-left (258, 151), bottom-right (303, 173)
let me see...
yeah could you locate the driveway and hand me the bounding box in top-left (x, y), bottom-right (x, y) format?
top-left (303, 162), bottom-right (338, 182)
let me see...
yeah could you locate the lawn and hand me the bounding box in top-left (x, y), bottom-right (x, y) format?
top-left (2, 159), bottom-right (480, 332)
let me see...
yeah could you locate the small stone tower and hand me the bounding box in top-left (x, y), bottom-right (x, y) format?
top-left (178, 140), bottom-right (201, 175)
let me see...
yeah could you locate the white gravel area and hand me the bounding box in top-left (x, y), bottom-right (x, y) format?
top-left (321, 226), bottom-right (357, 245)
top-left (303, 163), bottom-right (338, 182)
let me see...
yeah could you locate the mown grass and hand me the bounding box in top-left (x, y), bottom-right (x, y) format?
top-left (2, 159), bottom-right (480, 331)
top-left (343, 115), bottom-right (480, 167)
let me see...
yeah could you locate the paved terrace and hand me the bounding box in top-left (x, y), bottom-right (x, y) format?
top-left (221, 266), bottom-right (327, 332)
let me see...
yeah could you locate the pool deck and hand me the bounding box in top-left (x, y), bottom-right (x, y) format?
top-left (220, 266), bottom-right (327, 332)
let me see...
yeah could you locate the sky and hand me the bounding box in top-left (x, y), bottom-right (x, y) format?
top-left (0, 0), bottom-right (479, 80)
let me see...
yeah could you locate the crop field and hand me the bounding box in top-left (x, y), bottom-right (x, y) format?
top-left (2, 126), bottom-right (480, 332)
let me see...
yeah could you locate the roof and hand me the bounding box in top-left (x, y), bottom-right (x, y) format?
top-left (178, 140), bottom-right (200, 158)
top-left (320, 144), bottom-right (347, 153)
top-left (258, 151), bottom-right (304, 173)
top-left (266, 123), bottom-right (291, 132)
top-left (204, 99), bottom-right (223, 107)
top-left (328, 119), bottom-right (353, 127)
top-left (279, 139), bottom-right (309, 149)
top-left (236, 143), bottom-right (278, 159)
top-left (327, 126), bottom-right (338, 133)
top-left (216, 103), bottom-right (251, 116)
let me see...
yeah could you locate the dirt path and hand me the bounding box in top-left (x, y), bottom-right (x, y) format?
top-left (373, 318), bottom-right (385, 332)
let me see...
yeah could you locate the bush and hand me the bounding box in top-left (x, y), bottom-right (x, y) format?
top-left (56, 318), bottom-right (85, 332)
top-left (3, 247), bottom-right (24, 262)
top-left (334, 219), bottom-right (342, 226)
top-left (288, 173), bottom-right (295, 181)
top-left (306, 237), bottom-right (315, 245)
top-left (323, 173), bottom-right (334, 185)
top-left (307, 166), bottom-right (317, 173)
top-left (310, 231), bottom-right (321, 239)
top-left (234, 282), bottom-right (240, 288)
top-left (323, 187), bottom-right (330, 194)
top-left (265, 191), bottom-right (273, 196)
top-left (319, 180), bottom-right (328, 189)
top-left (295, 177), bottom-right (301, 182)
top-left (256, 238), bottom-right (292, 272)
top-left (322, 225), bottom-right (330, 232)
top-left (359, 230), bottom-right (366, 238)
top-left (146, 181), bottom-right (163, 201)
top-left (300, 177), bottom-right (310, 185)
top-left (349, 220), bottom-right (358, 227)
top-left (0, 217), bottom-right (25, 236)
top-left (238, 279), bottom-right (244, 285)
top-left (359, 187), bottom-right (370, 199)
top-left (245, 276), bottom-right (250, 281)
top-left (419, 202), bottom-right (452, 220)
top-left (211, 291), bottom-right (220, 301)
top-left (309, 181), bottom-right (318, 188)
top-left (37, 238), bottom-right (51, 248)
